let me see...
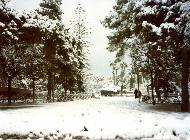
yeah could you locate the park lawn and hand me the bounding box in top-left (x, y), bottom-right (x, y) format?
top-left (0, 97), bottom-right (190, 140)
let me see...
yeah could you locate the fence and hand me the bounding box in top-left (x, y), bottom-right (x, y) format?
top-left (57, 93), bottom-right (92, 101)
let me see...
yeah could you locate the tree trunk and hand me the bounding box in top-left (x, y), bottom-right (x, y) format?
top-left (52, 74), bottom-right (55, 102)
top-left (7, 76), bottom-right (12, 104)
top-left (64, 88), bottom-right (67, 101)
top-left (181, 49), bottom-right (189, 112)
top-left (47, 69), bottom-right (52, 102)
top-left (115, 69), bottom-right (118, 86)
top-left (151, 70), bottom-right (155, 105)
top-left (61, 92), bottom-right (64, 99)
top-left (64, 89), bottom-right (67, 96)
top-left (121, 85), bottom-right (123, 96)
top-left (136, 69), bottom-right (141, 103)
top-left (32, 77), bottom-right (35, 103)
top-left (137, 70), bottom-right (140, 92)
top-left (112, 68), bottom-right (116, 85)
top-left (155, 73), bottom-right (161, 102)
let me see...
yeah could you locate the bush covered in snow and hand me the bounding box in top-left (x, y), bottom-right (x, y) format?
top-left (100, 83), bottom-right (120, 96)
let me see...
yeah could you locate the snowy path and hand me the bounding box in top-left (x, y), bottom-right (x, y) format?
top-left (0, 97), bottom-right (190, 139)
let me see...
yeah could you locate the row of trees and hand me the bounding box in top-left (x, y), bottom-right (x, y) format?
top-left (110, 60), bottom-right (127, 94)
top-left (103, 0), bottom-right (190, 112)
top-left (0, 0), bottom-right (90, 103)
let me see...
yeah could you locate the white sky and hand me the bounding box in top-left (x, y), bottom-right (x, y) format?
top-left (8, 0), bottom-right (116, 77)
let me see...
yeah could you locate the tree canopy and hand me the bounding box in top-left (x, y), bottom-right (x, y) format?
top-left (103, 0), bottom-right (190, 111)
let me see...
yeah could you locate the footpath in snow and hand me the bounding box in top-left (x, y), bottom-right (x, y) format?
top-left (0, 97), bottom-right (190, 140)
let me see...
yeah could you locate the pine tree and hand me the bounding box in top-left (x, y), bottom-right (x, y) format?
top-left (54, 29), bottom-right (76, 99)
top-left (110, 61), bottom-right (116, 85)
top-left (0, 1), bottom-right (25, 103)
top-left (37, 0), bottom-right (63, 101)
top-left (38, 0), bottom-right (62, 20)
top-left (23, 44), bottom-right (45, 102)
top-left (176, 4), bottom-right (190, 111)
top-left (71, 4), bottom-right (90, 93)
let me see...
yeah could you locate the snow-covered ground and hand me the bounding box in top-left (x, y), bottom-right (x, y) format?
top-left (0, 97), bottom-right (190, 140)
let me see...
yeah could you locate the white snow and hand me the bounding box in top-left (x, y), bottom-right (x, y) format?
top-left (142, 21), bottom-right (162, 36)
top-left (161, 22), bottom-right (175, 30)
top-left (0, 22), bottom-right (5, 27)
top-left (25, 12), bottom-right (62, 33)
top-left (142, 6), bottom-right (156, 15)
top-left (0, 97), bottom-right (190, 139)
top-left (100, 82), bottom-right (120, 92)
top-left (142, 21), bottom-right (176, 36)
top-left (161, 0), bottom-right (167, 4)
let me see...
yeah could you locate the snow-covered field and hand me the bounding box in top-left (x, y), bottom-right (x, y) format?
top-left (0, 97), bottom-right (190, 140)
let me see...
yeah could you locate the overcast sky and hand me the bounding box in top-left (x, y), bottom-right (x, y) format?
top-left (8, 0), bottom-right (116, 77)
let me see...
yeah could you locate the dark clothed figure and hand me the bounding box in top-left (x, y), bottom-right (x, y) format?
top-left (134, 89), bottom-right (138, 99)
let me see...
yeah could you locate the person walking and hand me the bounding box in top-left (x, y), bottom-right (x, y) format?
top-left (134, 89), bottom-right (138, 99)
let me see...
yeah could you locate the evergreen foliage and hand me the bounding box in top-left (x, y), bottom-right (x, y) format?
top-left (103, 0), bottom-right (190, 111)
top-left (0, 0), bottom-right (90, 103)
